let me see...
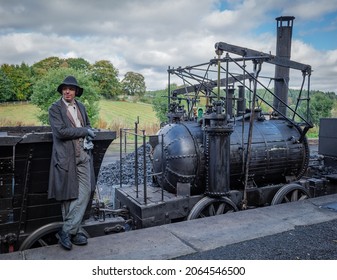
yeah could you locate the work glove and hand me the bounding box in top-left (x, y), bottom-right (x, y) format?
top-left (87, 128), bottom-right (96, 141)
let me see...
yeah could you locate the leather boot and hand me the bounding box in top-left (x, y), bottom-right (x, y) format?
top-left (56, 230), bottom-right (72, 250)
top-left (71, 232), bottom-right (88, 245)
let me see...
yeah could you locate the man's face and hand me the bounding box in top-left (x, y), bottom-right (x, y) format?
top-left (62, 86), bottom-right (76, 103)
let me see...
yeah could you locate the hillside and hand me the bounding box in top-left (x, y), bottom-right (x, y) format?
top-left (0, 100), bottom-right (160, 133)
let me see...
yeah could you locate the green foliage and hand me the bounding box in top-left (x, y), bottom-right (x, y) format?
top-left (17, 63), bottom-right (33, 100)
top-left (30, 57), bottom-right (123, 102)
top-left (65, 58), bottom-right (91, 71)
top-left (309, 91), bottom-right (335, 126)
top-left (247, 88), bottom-right (337, 127)
top-left (1, 53), bottom-right (337, 133)
top-left (31, 57), bottom-right (64, 78)
top-left (0, 68), bottom-right (15, 101)
top-left (91, 60), bottom-right (121, 99)
top-left (0, 63), bottom-right (32, 101)
top-left (121, 71), bottom-right (146, 99)
top-left (0, 56), bottom-right (148, 104)
top-left (150, 84), bottom-right (178, 123)
top-left (30, 68), bottom-right (100, 126)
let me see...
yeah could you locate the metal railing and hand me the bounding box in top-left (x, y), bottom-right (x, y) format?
top-left (119, 117), bottom-right (164, 204)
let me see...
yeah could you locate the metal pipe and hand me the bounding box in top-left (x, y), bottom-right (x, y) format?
top-left (119, 128), bottom-right (123, 189)
top-left (161, 134), bottom-right (164, 201)
top-left (215, 48), bottom-right (223, 101)
top-left (135, 117), bottom-right (139, 197)
top-left (237, 85), bottom-right (245, 116)
top-left (142, 130), bottom-right (147, 204)
top-left (168, 66), bottom-right (171, 108)
top-left (243, 60), bottom-right (262, 209)
top-left (227, 87), bottom-right (234, 118)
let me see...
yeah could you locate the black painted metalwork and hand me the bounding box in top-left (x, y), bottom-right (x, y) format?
top-left (3, 16), bottom-right (337, 255)
top-left (0, 126), bottom-right (116, 253)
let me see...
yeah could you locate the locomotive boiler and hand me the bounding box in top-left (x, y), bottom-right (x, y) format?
top-left (152, 116), bottom-right (309, 196)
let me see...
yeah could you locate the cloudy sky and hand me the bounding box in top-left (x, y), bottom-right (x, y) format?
top-left (1, 0), bottom-right (337, 92)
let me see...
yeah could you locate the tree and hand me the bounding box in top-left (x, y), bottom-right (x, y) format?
top-left (30, 68), bottom-right (100, 126)
top-left (91, 60), bottom-right (120, 99)
top-left (65, 58), bottom-right (91, 71)
top-left (0, 63), bottom-right (33, 101)
top-left (31, 57), bottom-right (64, 78)
top-left (151, 84), bottom-right (178, 123)
top-left (12, 63), bottom-right (33, 101)
top-left (121, 72), bottom-right (146, 99)
top-left (0, 68), bottom-right (15, 102)
top-left (309, 92), bottom-right (335, 126)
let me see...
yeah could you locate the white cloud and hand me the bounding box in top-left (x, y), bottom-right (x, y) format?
top-left (0, 0), bottom-right (336, 92)
top-left (282, 0), bottom-right (337, 20)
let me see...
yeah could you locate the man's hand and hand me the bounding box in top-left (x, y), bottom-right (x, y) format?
top-left (87, 128), bottom-right (96, 140)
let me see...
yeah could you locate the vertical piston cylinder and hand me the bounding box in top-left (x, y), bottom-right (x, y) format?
top-left (203, 112), bottom-right (233, 196)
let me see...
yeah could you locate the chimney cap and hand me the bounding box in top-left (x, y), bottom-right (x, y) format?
top-left (276, 16), bottom-right (295, 21)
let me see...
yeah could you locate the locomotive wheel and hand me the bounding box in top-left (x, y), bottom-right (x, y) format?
top-left (271, 183), bottom-right (311, 205)
top-left (187, 196), bottom-right (238, 220)
top-left (19, 222), bottom-right (63, 251)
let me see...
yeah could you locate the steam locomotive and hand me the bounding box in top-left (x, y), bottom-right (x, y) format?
top-left (114, 16), bottom-right (334, 225)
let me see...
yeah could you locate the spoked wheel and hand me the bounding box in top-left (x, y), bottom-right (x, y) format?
top-left (187, 196), bottom-right (238, 220)
top-left (19, 222), bottom-right (63, 251)
top-left (271, 183), bottom-right (311, 205)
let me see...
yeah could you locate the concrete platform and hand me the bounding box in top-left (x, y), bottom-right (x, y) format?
top-left (1, 193), bottom-right (337, 260)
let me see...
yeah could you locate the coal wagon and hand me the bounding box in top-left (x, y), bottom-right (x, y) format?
top-left (0, 126), bottom-right (117, 253)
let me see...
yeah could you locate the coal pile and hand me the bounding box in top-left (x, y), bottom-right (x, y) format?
top-left (308, 154), bottom-right (337, 176)
top-left (96, 144), bottom-right (153, 204)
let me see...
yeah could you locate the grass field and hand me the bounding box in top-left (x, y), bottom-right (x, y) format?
top-left (0, 100), bottom-right (160, 134)
top-left (98, 100), bottom-right (160, 133)
top-left (0, 102), bottom-right (41, 126)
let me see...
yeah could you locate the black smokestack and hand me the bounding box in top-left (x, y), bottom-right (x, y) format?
top-left (273, 16), bottom-right (295, 116)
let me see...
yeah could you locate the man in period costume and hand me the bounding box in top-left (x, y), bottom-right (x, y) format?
top-left (48, 75), bottom-right (96, 250)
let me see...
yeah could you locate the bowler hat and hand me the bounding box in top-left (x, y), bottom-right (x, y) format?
top-left (57, 75), bottom-right (83, 97)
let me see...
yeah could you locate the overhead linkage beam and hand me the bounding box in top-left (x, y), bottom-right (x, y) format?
top-left (215, 42), bottom-right (312, 74)
top-left (171, 73), bottom-right (251, 95)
